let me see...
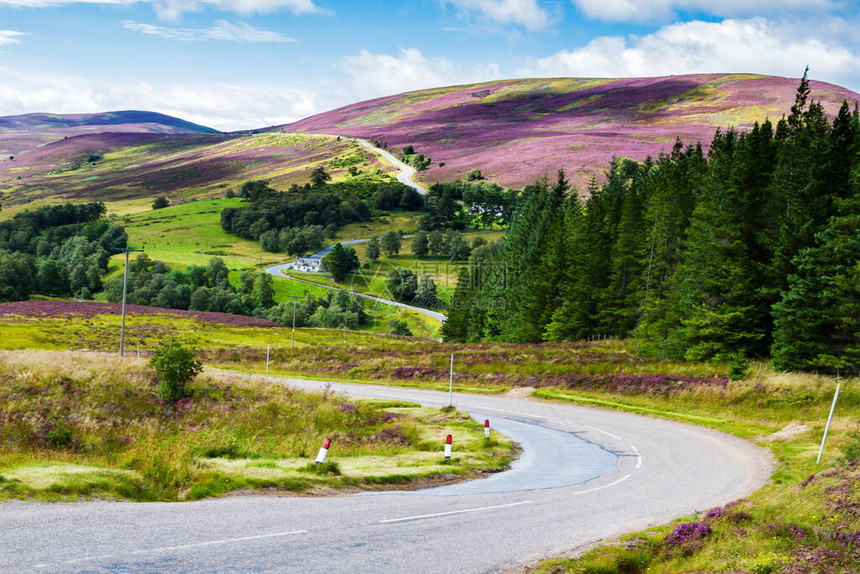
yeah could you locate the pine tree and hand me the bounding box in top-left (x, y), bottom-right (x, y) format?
top-left (771, 211), bottom-right (860, 373)
top-left (635, 141), bottom-right (706, 355)
top-left (597, 160), bottom-right (649, 335)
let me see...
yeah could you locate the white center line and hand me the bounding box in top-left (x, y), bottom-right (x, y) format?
top-left (631, 445), bottom-right (642, 469)
top-left (583, 424), bottom-right (623, 441)
top-left (472, 406), bottom-right (543, 419)
top-left (34, 529), bottom-right (309, 569)
top-left (380, 500), bottom-right (532, 524)
top-left (572, 474), bottom-right (632, 496)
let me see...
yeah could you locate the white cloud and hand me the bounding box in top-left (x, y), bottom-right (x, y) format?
top-left (340, 47), bottom-right (501, 99)
top-left (0, 66), bottom-right (341, 131)
top-left (123, 19), bottom-right (295, 42)
top-left (525, 17), bottom-right (860, 88)
top-left (441, 0), bottom-right (552, 31)
top-left (0, 0), bottom-right (322, 20)
top-left (571, 0), bottom-right (839, 23)
top-left (0, 30), bottom-right (30, 46)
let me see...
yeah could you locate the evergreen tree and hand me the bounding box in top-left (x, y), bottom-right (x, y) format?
top-left (635, 141), bottom-right (706, 355)
top-left (488, 171), bottom-right (569, 342)
top-left (771, 211), bottom-right (860, 373)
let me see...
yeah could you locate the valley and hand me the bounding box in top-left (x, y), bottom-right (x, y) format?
top-left (0, 72), bottom-right (859, 573)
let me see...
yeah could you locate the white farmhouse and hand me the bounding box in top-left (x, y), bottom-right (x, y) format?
top-left (291, 257), bottom-right (325, 273)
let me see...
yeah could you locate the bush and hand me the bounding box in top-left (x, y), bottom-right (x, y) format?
top-left (152, 196), bottom-right (170, 210)
top-left (389, 319), bottom-right (413, 337)
top-left (729, 352), bottom-right (749, 381)
top-left (149, 341), bottom-right (203, 403)
top-left (466, 169), bottom-right (483, 181)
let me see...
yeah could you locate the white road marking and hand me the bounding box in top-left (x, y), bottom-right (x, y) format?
top-left (473, 406), bottom-right (544, 419)
top-left (379, 500), bottom-right (532, 524)
top-left (631, 445), bottom-right (642, 469)
top-left (34, 530), bottom-right (309, 568)
top-left (583, 424), bottom-right (623, 441)
top-left (572, 474), bottom-right (631, 496)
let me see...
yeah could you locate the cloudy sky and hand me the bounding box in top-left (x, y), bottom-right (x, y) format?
top-left (1, 0), bottom-right (858, 131)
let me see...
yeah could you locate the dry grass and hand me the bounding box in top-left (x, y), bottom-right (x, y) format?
top-left (0, 350), bottom-right (514, 501)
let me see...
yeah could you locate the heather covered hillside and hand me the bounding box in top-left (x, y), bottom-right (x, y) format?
top-left (0, 132), bottom-right (392, 211)
top-left (282, 74), bottom-right (860, 189)
top-left (0, 110), bottom-right (218, 156)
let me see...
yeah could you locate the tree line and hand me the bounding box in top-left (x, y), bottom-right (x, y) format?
top-left (444, 75), bottom-right (860, 374)
top-left (0, 202), bottom-right (125, 301)
top-left (103, 252), bottom-right (371, 330)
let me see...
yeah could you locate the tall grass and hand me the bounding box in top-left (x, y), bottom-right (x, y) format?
top-left (0, 350), bottom-right (513, 501)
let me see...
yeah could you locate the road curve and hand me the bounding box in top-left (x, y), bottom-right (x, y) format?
top-left (355, 138), bottom-right (427, 195)
top-left (1, 377), bottom-right (771, 573)
top-left (264, 262), bottom-right (447, 323)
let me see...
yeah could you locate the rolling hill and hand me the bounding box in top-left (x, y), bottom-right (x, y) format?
top-left (281, 73), bottom-right (860, 189)
top-left (0, 110), bottom-right (218, 156)
top-left (1, 74), bottom-right (859, 213)
top-left (0, 131), bottom-right (393, 213)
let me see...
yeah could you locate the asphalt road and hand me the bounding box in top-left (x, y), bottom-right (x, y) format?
top-left (263, 261), bottom-right (448, 323)
top-left (1, 376), bottom-right (772, 573)
top-left (354, 138), bottom-right (427, 195)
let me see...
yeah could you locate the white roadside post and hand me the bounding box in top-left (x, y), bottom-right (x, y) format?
top-left (817, 383), bottom-right (841, 464)
top-left (315, 438), bottom-right (331, 465)
top-left (444, 434), bottom-right (453, 459)
top-left (484, 419), bottom-right (490, 440)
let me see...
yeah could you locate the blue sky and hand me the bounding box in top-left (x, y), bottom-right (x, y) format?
top-left (1, 0), bottom-right (859, 131)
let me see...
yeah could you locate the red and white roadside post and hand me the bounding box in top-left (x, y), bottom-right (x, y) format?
top-left (315, 438), bottom-right (331, 465)
top-left (444, 434), bottom-right (453, 459)
top-left (484, 419), bottom-right (490, 440)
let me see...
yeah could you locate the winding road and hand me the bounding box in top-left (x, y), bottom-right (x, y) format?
top-left (2, 376), bottom-right (772, 573)
top-left (354, 138), bottom-right (427, 195)
top-left (262, 137), bottom-right (444, 323)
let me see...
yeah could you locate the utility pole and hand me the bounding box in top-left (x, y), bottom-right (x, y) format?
top-left (284, 295), bottom-right (301, 349)
top-left (111, 246), bottom-right (144, 357)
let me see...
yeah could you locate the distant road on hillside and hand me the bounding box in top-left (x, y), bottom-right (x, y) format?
top-left (264, 258), bottom-right (447, 323)
top-left (355, 138), bottom-right (428, 195)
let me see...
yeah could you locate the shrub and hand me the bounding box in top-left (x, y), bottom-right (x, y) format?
top-left (388, 319), bottom-right (413, 337)
top-left (466, 169), bottom-right (483, 181)
top-left (149, 341), bottom-right (203, 403)
top-left (152, 196), bottom-right (170, 210)
top-left (729, 352), bottom-right (749, 380)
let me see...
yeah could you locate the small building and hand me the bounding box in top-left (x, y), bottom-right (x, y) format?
top-left (292, 257), bottom-right (325, 273)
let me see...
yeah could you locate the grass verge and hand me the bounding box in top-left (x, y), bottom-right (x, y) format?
top-left (0, 350), bottom-right (515, 501)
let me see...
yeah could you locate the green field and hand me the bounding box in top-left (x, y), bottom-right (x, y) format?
top-left (113, 198), bottom-right (443, 337)
top-left (119, 198), bottom-right (283, 271)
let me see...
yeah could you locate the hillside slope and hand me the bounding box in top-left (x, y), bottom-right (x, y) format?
top-left (0, 132), bottom-right (393, 213)
top-left (0, 110), bottom-right (218, 156)
top-left (281, 74), bottom-right (860, 189)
